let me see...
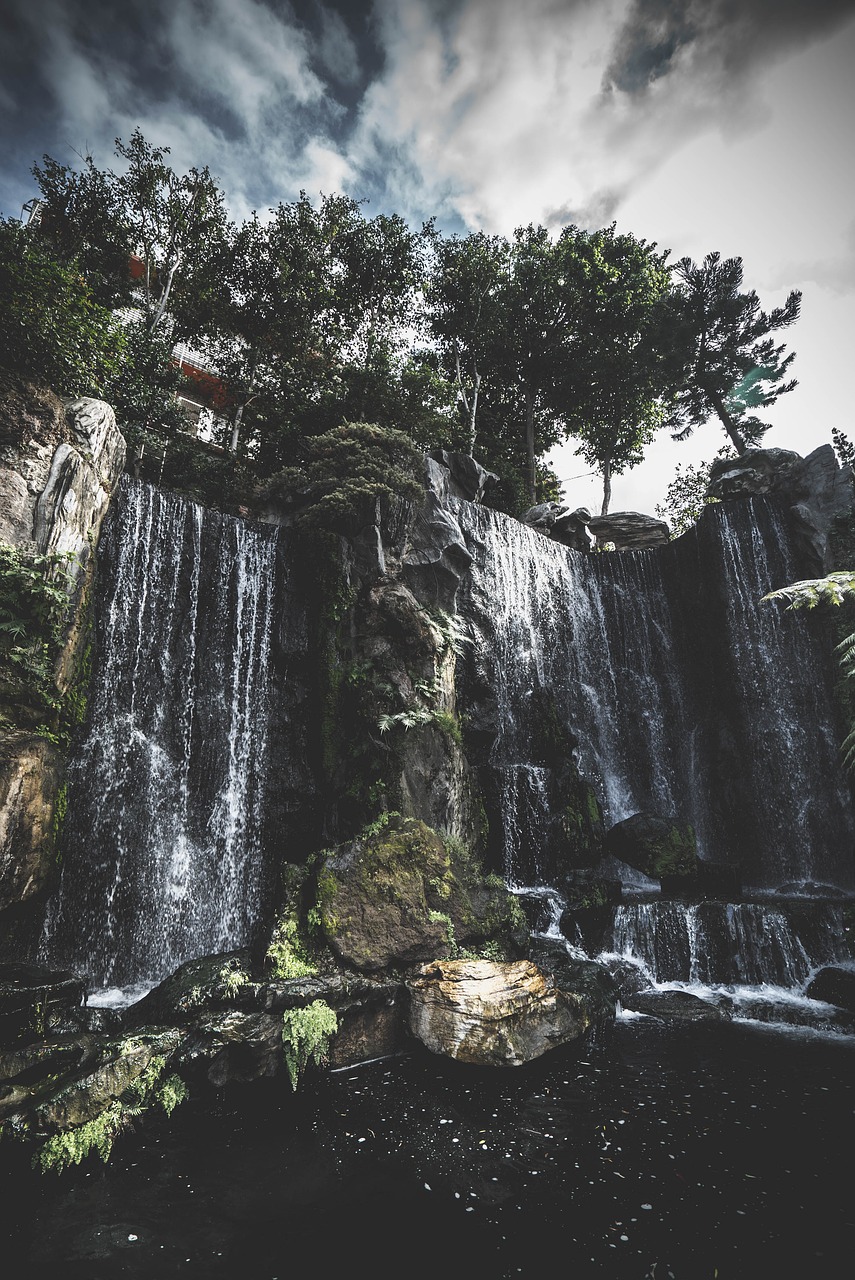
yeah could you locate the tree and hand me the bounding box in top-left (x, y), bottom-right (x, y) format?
top-left (114, 129), bottom-right (231, 338)
top-left (261, 422), bottom-right (425, 532)
top-left (0, 217), bottom-right (124, 397)
top-left (559, 227), bottom-right (674, 514)
top-left (426, 230), bottom-right (509, 453)
top-left (30, 151), bottom-right (133, 310)
top-left (667, 252), bottom-right (801, 454)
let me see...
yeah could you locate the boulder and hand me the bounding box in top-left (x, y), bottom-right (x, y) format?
top-left (586, 512), bottom-right (671, 550)
top-left (521, 501), bottom-right (568, 532)
top-left (551, 507), bottom-right (596, 551)
top-left (316, 816), bottom-right (524, 973)
top-left (427, 450), bottom-right (498, 504)
top-left (605, 812), bottom-right (698, 882)
top-left (407, 957), bottom-right (590, 1066)
top-left (621, 989), bottom-right (732, 1022)
top-left (805, 964), bottom-right (855, 1013)
top-left (123, 950), bottom-right (256, 1026)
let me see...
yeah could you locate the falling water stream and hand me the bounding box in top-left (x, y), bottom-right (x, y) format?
top-left (40, 478), bottom-right (282, 996)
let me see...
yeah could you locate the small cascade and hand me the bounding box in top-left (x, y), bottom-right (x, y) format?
top-left (40, 478), bottom-right (283, 993)
top-left (603, 901), bottom-right (850, 989)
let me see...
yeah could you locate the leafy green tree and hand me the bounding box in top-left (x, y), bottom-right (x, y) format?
top-left (262, 422), bottom-right (425, 532)
top-left (426, 230), bottom-right (509, 453)
top-left (30, 151), bottom-right (133, 309)
top-left (559, 228), bottom-right (674, 514)
top-left (0, 217), bottom-right (124, 397)
top-left (114, 128), bottom-right (231, 338)
top-left (667, 252), bottom-right (801, 454)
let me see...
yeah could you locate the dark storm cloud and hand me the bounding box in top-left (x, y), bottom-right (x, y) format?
top-left (604, 0), bottom-right (855, 95)
top-left (544, 186), bottom-right (628, 234)
top-left (0, 0), bottom-right (390, 220)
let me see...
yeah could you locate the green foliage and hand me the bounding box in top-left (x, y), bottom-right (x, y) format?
top-left (0, 217), bottom-right (125, 397)
top-left (266, 914), bottom-right (318, 981)
top-left (654, 448), bottom-right (733, 537)
top-left (761, 574), bottom-right (855, 612)
top-left (263, 422), bottom-right (424, 532)
top-left (0, 542), bottom-right (77, 715)
top-left (33, 1052), bottom-right (187, 1174)
top-left (281, 1001), bottom-right (338, 1090)
top-left (667, 251), bottom-right (801, 453)
top-left (218, 959), bottom-right (250, 998)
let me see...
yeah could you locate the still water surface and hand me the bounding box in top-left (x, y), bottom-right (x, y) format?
top-left (3, 1014), bottom-right (853, 1280)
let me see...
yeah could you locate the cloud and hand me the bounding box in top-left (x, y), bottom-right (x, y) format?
top-left (314, 2), bottom-right (363, 86)
top-left (603, 0), bottom-right (855, 95)
top-left (0, 0), bottom-right (362, 221)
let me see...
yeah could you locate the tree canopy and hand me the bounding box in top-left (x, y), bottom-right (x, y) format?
top-left (5, 129), bottom-right (805, 517)
top-left (666, 252), bottom-right (801, 455)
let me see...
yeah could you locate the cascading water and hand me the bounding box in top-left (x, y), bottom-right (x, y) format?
top-left (455, 494), bottom-right (855, 893)
top-left (453, 492), bottom-right (855, 1007)
top-left (40, 478), bottom-right (283, 995)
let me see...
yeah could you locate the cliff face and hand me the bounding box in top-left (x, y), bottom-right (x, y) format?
top-left (0, 385), bottom-right (125, 918)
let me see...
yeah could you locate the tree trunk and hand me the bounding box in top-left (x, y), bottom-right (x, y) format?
top-left (708, 387), bottom-right (746, 454)
top-left (525, 387), bottom-right (537, 506)
top-left (601, 457), bottom-right (612, 516)
top-left (230, 403), bottom-right (244, 455)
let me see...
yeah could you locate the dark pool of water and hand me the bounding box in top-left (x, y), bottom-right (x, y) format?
top-left (2, 1015), bottom-right (854, 1279)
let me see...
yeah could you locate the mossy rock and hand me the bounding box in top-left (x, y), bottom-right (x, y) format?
top-left (316, 815), bottom-right (525, 973)
top-left (605, 812), bottom-right (698, 881)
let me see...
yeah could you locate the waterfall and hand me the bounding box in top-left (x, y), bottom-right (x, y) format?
top-left (454, 495), bottom-right (855, 896)
top-left (603, 900), bottom-right (849, 988)
top-left (40, 478), bottom-right (282, 993)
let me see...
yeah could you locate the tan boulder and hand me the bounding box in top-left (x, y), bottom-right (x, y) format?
top-left (407, 957), bottom-right (589, 1067)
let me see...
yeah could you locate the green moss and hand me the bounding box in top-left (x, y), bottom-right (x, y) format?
top-left (648, 824), bottom-right (697, 879)
top-left (281, 1000), bottom-right (338, 1090)
top-left (51, 778), bottom-right (68, 864)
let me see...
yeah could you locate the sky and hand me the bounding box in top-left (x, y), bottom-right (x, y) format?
top-left (1, 0), bottom-right (854, 519)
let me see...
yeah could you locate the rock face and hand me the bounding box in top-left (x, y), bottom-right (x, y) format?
top-left (707, 444), bottom-right (854, 572)
top-left (407, 958), bottom-right (591, 1066)
top-left (0, 732), bottom-right (65, 911)
top-left (0, 389), bottom-right (127, 924)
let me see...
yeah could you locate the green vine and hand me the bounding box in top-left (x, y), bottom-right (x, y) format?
top-left (281, 1001), bottom-right (338, 1090)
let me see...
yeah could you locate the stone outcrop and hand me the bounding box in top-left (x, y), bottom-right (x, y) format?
top-left (0, 733), bottom-right (65, 911)
top-left (520, 501), bottom-right (670, 551)
top-left (707, 444), bottom-right (854, 573)
top-left (316, 815), bottom-right (525, 972)
top-left (0, 389), bottom-right (127, 924)
top-left (586, 511), bottom-right (670, 550)
top-left (406, 957), bottom-right (594, 1066)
